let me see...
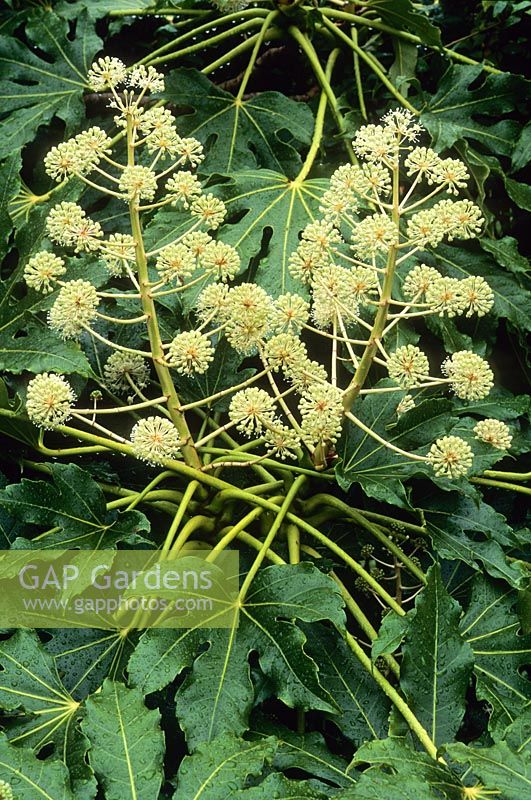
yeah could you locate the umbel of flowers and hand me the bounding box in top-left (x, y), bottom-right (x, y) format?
top-left (24, 57), bottom-right (512, 479)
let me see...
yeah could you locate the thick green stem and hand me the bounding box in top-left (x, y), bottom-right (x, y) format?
top-left (289, 27), bottom-right (356, 162)
top-left (342, 161), bottom-right (400, 411)
top-left (344, 631), bottom-right (438, 759)
top-left (295, 48), bottom-right (340, 183)
top-left (307, 495), bottom-right (426, 584)
top-left (160, 480), bottom-right (201, 558)
top-left (239, 475), bottom-right (306, 600)
top-left (470, 477), bottom-right (531, 495)
top-left (320, 15), bottom-right (419, 114)
top-left (320, 7), bottom-right (503, 75)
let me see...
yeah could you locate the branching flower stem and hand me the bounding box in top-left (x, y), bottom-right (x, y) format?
top-left (126, 117), bottom-right (201, 469)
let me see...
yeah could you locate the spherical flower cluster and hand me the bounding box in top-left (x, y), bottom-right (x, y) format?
top-left (299, 383), bottom-right (344, 445)
top-left (263, 334), bottom-right (308, 373)
top-left (382, 108), bottom-right (423, 141)
top-left (225, 283), bottom-right (273, 353)
top-left (426, 277), bottom-right (467, 317)
top-left (229, 388), bottom-right (276, 436)
top-left (271, 293), bottom-right (309, 334)
top-left (430, 158), bottom-right (470, 194)
top-left (404, 146), bottom-right (442, 178)
top-left (48, 279), bottom-right (99, 339)
top-left (289, 241), bottom-right (327, 284)
top-left (387, 345), bottom-right (429, 388)
top-left (24, 251), bottom-right (65, 293)
top-left (264, 425), bottom-right (300, 460)
top-left (311, 265), bottom-right (360, 328)
top-left (183, 231), bottom-right (213, 262)
top-left (201, 241), bottom-right (240, 281)
top-left (103, 352), bottom-right (150, 394)
top-left (165, 171), bottom-right (202, 208)
top-left (127, 64), bottom-right (165, 93)
top-left (102, 233), bottom-right (137, 276)
top-left (474, 419), bottom-right (512, 449)
top-left (131, 416), bottom-right (181, 465)
top-left (351, 213), bottom-right (399, 258)
top-left (350, 267), bottom-right (379, 302)
top-left (353, 124), bottom-right (398, 163)
top-left (155, 243), bottom-right (195, 284)
top-left (87, 56), bottom-right (127, 91)
top-left (174, 137), bottom-right (205, 168)
top-left (289, 358), bottom-right (328, 393)
top-left (402, 265), bottom-right (442, 299)
top-left (439, 199), bottom-right (484, 240)
top-left (119, 165), bottom-right (158, 201)
top-left (46, 202), bottom-right (102, 252)
top-left (0, 779), bottom-right (14, 800)
top-left (196, 283), bottom-right (230, 321)
top-left (459, 276), bottom-right (494, 317)
top-left (26, 373), bottom-right (76, 429)
top-left (358, 163), bottom-right (392, 197)
top-left (45, 127), bottom-right (113, 181)
top-left (443, 351), bottom-right (494, 400)
top-left (406, 207), bottom-right (447, 248)
top-left (319, 186), bottom-right (358, 224)
top-left (427, 435), bottom-right (473, 479)
top-left (191, 194), bottom-right (226, 229)
top-left (168, 331), bottom-right (214, 375)
top-left (301, 219), bottom-right (341, 255)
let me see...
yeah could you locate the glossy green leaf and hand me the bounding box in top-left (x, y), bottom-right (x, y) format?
top-left (164, 68), bottom-right (314, 176)
top-left (214, 169), bottom-right (328, 295)
top-left (82, 679), bottom-right (164, 800)
top-left (460, 574), bottom-right (531, 738)
top-left (400, 564), bottom-right (474, 746)
top-left (446, 738), bottom-right (530, 800)
top-left (367, 1), bottom-right (441, 46)
top-left (303, 623), bottom-right (391, 745)
top-left (0, 10), bottom-right (99, 158)
top-left (0, 630), bottom-right (96, 800)
top-left (0, 463), bottom-right (150, 548)
top-left (0, 732), bottom-right (74, 799)
top-left (128, 563), bottom-right (345, 749)
top-left (421, 65), bottom-right (525, 156)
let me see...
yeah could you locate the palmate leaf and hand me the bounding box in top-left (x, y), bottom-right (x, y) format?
top-left (346, 738), bottom-right (462, 800)
top-left (335, 394), bottom-right (455, 507)
top-left (460, 574), bottom-right (531, 739)
top-left (81, 679), bottom-right (165, 800)
top-left (232, 773), bottom-right (329, 799)
top-left (421, 65), bottom-right (526, 157)
top-left (303, 623), bottom-right (391, 746)
top-left (0, 630), bottom-right (96, 800)
top-left (421, 493), bottom-right (527, 588)
top-left (0, 152), bottom-right (20, 261)
top-left (214, 169), bottom-right (328, 295)
top-left (0, 10), bottom-right (99, 159)
top-left (128, 563), bottom-right (345, 750)
top-left (0, 463), bottom-right (150, 548)
top-left (399, 564), bottom-right (474, 747)
top-left (164, 69), bottom-right (314, 176)
top-left (0, 733), bottom-right (73, 800)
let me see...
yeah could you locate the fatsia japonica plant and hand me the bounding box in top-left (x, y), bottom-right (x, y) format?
top-left (0, 3), bottom-right (529, 799)
top-left (24, 64), bottom-right (508, 482)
